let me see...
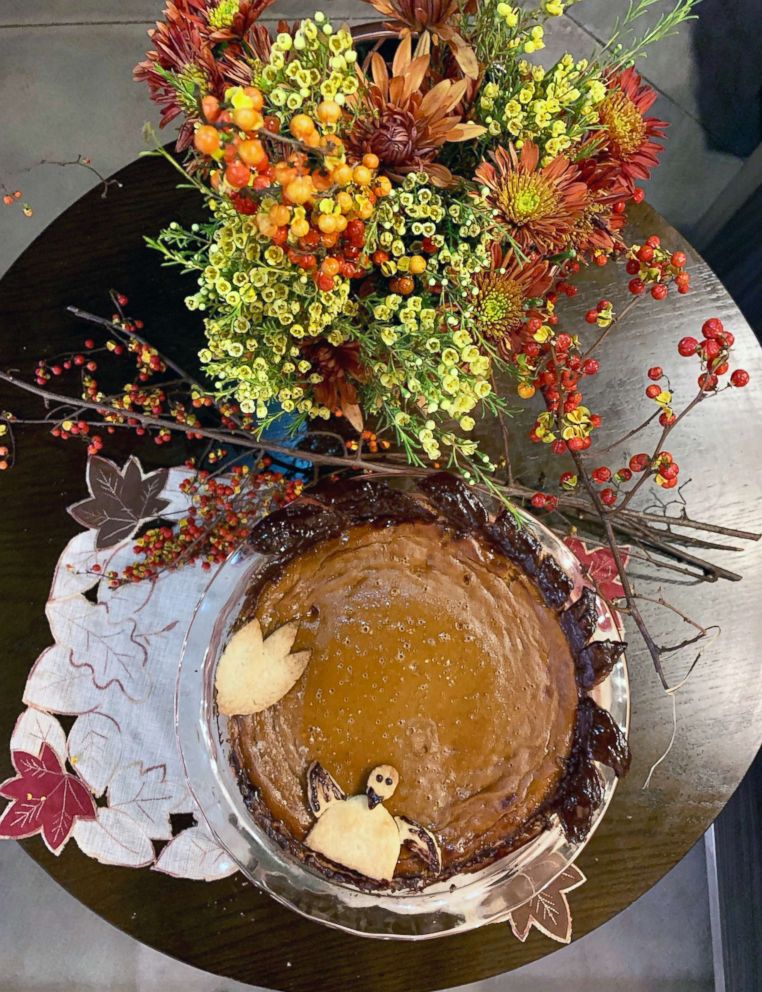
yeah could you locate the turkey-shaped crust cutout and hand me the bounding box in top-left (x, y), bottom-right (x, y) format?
top-left (305, 761), bottom-right (442, 882)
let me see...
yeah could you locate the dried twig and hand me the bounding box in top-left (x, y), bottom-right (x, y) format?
top-left (32, 156), bottom-right (122, 199)
top-left (568, 446), bottom-right (670, 689)
top-left (583, 295), bottom-right (641, 359)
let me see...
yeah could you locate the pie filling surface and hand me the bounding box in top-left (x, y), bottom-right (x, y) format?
top-left (226, 476), bottom-right (630, 885)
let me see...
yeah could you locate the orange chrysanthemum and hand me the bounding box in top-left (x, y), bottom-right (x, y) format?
top-left (346, 35), bottom-right (485, 186)
top-left (597, 67), bottom-right (667, 188)
top-left (362, 0), bottom-right (479, 78)
top-left (471, 245), bottom-right (552, 358)
top-left (474, 142), bottom-right (588, 256)
top-left (301, 340), bottom-right (370, 413)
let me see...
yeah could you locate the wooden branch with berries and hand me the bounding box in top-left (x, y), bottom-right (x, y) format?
top-left (0, 284), bottom-right (757, 696)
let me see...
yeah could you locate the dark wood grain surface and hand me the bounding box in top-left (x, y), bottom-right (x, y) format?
top-left (1, 152), bottom-right (761, 992)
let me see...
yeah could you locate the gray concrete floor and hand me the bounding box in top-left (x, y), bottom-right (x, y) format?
top-left (0, 2), bottom-right (735, 989)
top-left (0, 0), bottom-right (749, 279)
top-left (0, 838), bottom-right (714, 992)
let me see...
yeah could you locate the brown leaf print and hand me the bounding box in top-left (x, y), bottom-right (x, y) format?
top-left (68, 456), bottom-right (170, 549)
top-left (508, 863), bottom-right (586, 944)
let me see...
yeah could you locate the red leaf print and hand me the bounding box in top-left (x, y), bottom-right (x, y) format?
top-left (564, 537), bottom-right (631, 603)
top-left (14, 745), bottom-right (61, 778)
top-left (0, 743), bottom-right (96, 852)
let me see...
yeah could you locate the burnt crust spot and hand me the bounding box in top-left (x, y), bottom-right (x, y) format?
top-left (312, 477), bottom-right (435, 527)
top-left (416, 472), bottom-right (488, 534)
top-left (555, 760), bottom-right (604, 844)
top-left (550, 696), bottom-right (631, 843)
top-left (484, 508), bottom-right (542, 576)
top-left (560, 585), bottom-right (600, 654)
top-left (579, 697), bottom-right (631, 777)
top-left (536, 554), bottom-right (574, 610)
top-left (576, 639), bottom-right (627, 690)
top-left (249, 501), bottom-right (345, 556)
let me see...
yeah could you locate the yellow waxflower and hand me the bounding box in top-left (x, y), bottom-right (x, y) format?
top-left (497, 2), bottom-right (519, 27)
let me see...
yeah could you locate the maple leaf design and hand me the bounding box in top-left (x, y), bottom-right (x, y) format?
top-left (565, 537), bottom-right (631, 603)
top-left (0, 743), bottom-right (96, 853)
top-left (46, 599), bottom-right (150, 702)
top-left (215, 618), bottom-right (311, 716)
top-left (508, 863), bottom-right (587, 944)
top-left (68, 456), bottom-right (170, 550)
top-left (155, 824), bottom-right (237, 880)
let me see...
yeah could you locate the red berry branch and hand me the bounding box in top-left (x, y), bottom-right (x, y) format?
top-left (0, 280), bottom-right (759, 690)
top-left (521, 302), bottom-right (755, 688)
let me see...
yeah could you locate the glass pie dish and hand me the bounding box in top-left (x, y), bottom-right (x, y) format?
top-left (176, 486), bottom-right (629, 940)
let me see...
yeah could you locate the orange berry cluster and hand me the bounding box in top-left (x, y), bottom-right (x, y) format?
top-left (345, 430), bottom-right (392, 455)
top-left (250, 135), bottom-right (392, 291)
top-left (193, 89), bottom-right (393, 293)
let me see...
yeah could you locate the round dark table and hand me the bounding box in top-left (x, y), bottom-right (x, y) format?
top-left (1, 152), bottom-right (761, 992)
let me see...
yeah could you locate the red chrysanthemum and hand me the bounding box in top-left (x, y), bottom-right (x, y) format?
top-left (134, 0), bottom-right (225, 150)
top-left (220, 20), bottom-right (299, 89)
top-left (568, 159), bottom-right (628, 257)
top-left (134, 1), bottom-right (278, 149)
top-left (470, 244), bottom-right (553, 358)
top-left (474, 142), bottom-right (588, 256)
top-left (597, 67), bottom-right (667, 188)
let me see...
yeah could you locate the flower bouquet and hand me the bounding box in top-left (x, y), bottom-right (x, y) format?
top-left (1, 0), bottom-right (757, 686)
top-left (2, 0), bottom-right (762, 933)
top-left (134, 0), bottom-right (695, 478)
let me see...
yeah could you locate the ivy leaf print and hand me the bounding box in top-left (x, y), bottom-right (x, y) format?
top-left (68, 456), bottom-right (170, 550)
top-left (0, 743), bottom-right (96, 853)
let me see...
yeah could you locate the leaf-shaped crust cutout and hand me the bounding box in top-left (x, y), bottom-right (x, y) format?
top-left (215, 619), bottom-right (310, 716)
